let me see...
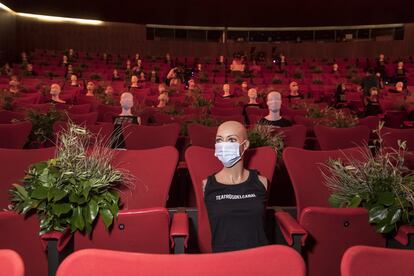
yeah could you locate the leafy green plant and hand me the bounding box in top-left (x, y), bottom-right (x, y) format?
top-left (306, 104), bottom-right (332, 119)
top-left (321, 110), bottom-right (359, 128)
top-left (247, 125), bottom-right (284, 156)
top-left (45, 71), bottom-right (57, 79)
top-left (324, 123), bottom-right (414, 234)
top-left (0, 89), bottom-right (15, 110)
top-left (198, 72), bottom-right (209, 83)
top-left (312, 79), bottom-right (323, 84)
top-left (10, 122), bottom-right (132, 235)
top-left (311, 66), bottom-right (323, 74)
top-left (293, 69), bottom-right (303, 79)
top-left (26, 107), bottom-right (63, 144)
top-left (233, 76), bottom-right (244, 85)
top-left (90, 74), bottom-right (102, 81)
top-left (272, 78), bottom-right (283, 84)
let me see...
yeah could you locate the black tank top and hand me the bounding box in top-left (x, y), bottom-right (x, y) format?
top-left (204, 169), bottom-right (268, 253)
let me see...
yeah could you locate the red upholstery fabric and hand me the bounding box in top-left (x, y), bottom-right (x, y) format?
top-left (187, 124), bottom-right (218, 148)
top-left (282, 147), bottom-right (385, 276)
top-left (75, 208), bottom-right (171, 254)
top-left (0, 122), bottom-right (32, 149)
top-left (382, 127), bottom-right (414, 151)
top-left (112, 146), bottom-right (178, 209)
top-left (170, 212), bottom-right (189, 248)
top-left (185, 146), bottom-right (277, 253)
top-left (123, 123), bottom-right (180, 149)
top-left (314, 125), bottom-right (370, 150)
top-left (0, 147), bottom-right (55, 209)
top-left (68, 112), bottom-right (99, 125)
top-left (274, 211), bottom-right (307, 246)
top-left (358, 116), bottom-right (380, 131)
top-left (384, 111), bottom-right (408, 128)
top-left (341, 245), bottom-right (414, 276)
top-left (394, 225), bottom-right (414, 246)
top-left (0, 212), bottom-right (47, 276)
top-left (55, 103), bottom-right (91, 114)
top-left (57, 245), bottom-right (306, 276)
top-left (273, 124), bottom-right (307, 148)
top-left (97, 104), bottom-right (121, 122)
top-left (211, 114), bottom-right (245, 124)
top-left (0, 249), bottom-right (24, 276)
top-left (0, 111), bottom-right (26, 123)
top-left (210, 106), bottom-right (242, 116)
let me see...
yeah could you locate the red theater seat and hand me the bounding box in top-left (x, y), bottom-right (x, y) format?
top-left (187, 123), bottom-right (218, 148)
top-left (0, 249), bottom-right (24, 276)
top-left (0, 122), bottom-right (32, 149)
top-left (314, 125), bottom-right (370, 150)
top-left (57, 245), bottom-right (306, 276)
top-left (185, 146), bottom-right (276, 253)
top-left (341, 246), bottom-right (414, 276)
top-left (277, 147), bottom-right (384, 276)
top-left (123, 123), bottom-right (180, 149)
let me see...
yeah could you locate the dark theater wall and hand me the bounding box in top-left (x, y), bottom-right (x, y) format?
top-left (0, 9), bottom-right (17, 63)
top-left (13, 17), bottom-right (414, 59)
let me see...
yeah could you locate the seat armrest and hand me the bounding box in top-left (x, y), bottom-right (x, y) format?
top-left (394, 225), bottom-right (414, 246)
top-left (40, 229), bottom-right (72, 252)
top-left (170, 212), bottom-right (189, 253)
top-left (275, 211), bottom-right (308, 247)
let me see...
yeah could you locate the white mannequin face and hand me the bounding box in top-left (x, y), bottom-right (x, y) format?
top-left (70, 75), bottom-right (77, 82)
top-left (241, 81), bottom-right (248, 89)
top-left (333, 64), bottom-right (339, 71)
top-left (87, 82), bottom-right (95, 91)
top-left (379, 54), bottom-right (385, 60)
top-left (248, 88), bottom-right (257, 100)
top-left (69, 49), bottom-right (74, 55)
top-left (131, 75), bottom-right (138, 84)
top-left (223, 84), bottom-right (230, 93)
top-left (120, 92), bottom-right (134, 110)
top-left (398, 61), bottom-right (404, 68)
top-left (267, 92), bottom-right (282, 113)
top-left (113, 69), bottom-right (118, 75)
top-left (188, 79), bottom-right (195, 88)
top-left (290, 82), bottom-right (299, 93)
top-left (219, 55), bottom-right (224, 63)
top-left (197, 64), bottom-right (202, 70)
top-left (396, 82), bottom-right (404, 91)
top-left (105, 86), bottom-right (114, 94)
top-left (50, 84), bottom-right (61, 96)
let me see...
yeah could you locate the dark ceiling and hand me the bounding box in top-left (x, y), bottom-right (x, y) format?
top-left (2, 0), bottom-right (414, 27)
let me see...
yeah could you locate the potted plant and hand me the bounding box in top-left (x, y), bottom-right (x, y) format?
top-left (324, 123), bottom-right (414, 234)
top-left (247, 125), bottom-right (284, 157)
top-left (321, 110), bottom-right (359, 128)
top-left (9, 122), bottom-right (132, 235)
top-left (26, 107), bottom-right (63, 147)
top-left (293, 69), bottom-right (303, 79)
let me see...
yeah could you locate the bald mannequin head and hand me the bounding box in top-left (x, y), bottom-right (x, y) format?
top-left (216, 121), bottom-right (249, 149)
top-left (248, 88), bottom-right (258, 102)
top-left (267, 91), bottom-right (282, 113)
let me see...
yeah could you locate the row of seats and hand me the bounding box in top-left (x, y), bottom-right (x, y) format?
top-left (3, 245), bottom-right (414, 276)
top-left (1, 146), bottom-right (414, 276)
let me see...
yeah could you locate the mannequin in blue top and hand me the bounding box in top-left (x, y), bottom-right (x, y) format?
top-left (203, 121), bottom-right (269, 252)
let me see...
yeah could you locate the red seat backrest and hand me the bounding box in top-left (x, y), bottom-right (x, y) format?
top-left (0, 122), bottom-right (32, 149)
top-left (341, 245), bottom-right (414, 276)
top-left (187, 124), bottom-right (218, 148)
top-left (57, 245), bottom-right (306, 276)
top-left (123, 123), bottom-right (180, 149)
top-left (0, 212), bottom-right (47, 276)
top-left (273, 124), bottom-right (307, 148)
top-left (210, 106), bottom-right (242, 116)
top-left (0, 249), bottom-right (24, 276)
top-left (282, 147), bottom-right (366, 217)
top-left (0, 111), bottom-right (26, 124)
top-left (112, 147), bottom-right (178, 209)
top-left (68, 112), bottom-right (99, 125)
top-left (314, 125), bottom-right (370, 150)
top-left (185, 146), bottom-right (276, 253)
top-left (382, 127), bottom-right (414, 151)
top-left (358, 116), bottom-right (380, 131)
top-left (0, 147), bottom-right (55, 209)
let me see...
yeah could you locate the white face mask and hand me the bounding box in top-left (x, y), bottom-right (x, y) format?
top-left (214, 141), bottom-right (245, 168)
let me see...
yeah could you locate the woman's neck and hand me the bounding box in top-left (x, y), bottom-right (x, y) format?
top-left (120, 109), bottom-right (132, 116)
top-left (266, 110), bottom-right (281, 121)
top-left (86, 90), bottom-right (94, 96)
top-left (220, 161), bottom-right (248, 184)
top-left (248, 99), bottom-right (258, 104)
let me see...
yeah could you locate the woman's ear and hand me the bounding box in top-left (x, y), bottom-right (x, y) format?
top-left (243, 139), bottom-right (250, 151)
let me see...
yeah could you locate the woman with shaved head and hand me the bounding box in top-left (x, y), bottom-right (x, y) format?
top-left (203, 121), bottom-right (269, 252)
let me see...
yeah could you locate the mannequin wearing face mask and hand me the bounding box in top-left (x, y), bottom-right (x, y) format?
top-left (203, 121), bottom-right (269, 253)
top-left (112, 92), bottom-right (140, 148)
top-left (49, 84), bottom-right (66, 104)
top-left (258, 91), bottom-right (292, 127)
top-left (364, 87), bottom-right (382, 117)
